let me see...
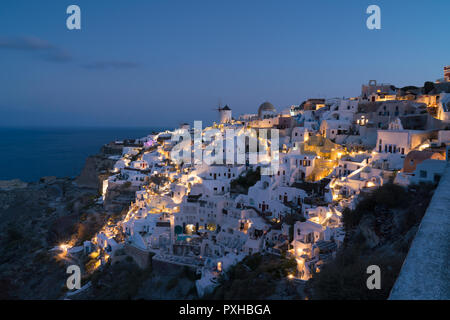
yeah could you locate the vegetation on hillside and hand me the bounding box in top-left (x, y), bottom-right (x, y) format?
top-left (89, 259), bottom-right (153, 299)
top-left (230, 167), bottom-right (261, 195)
top-left (310, 182), bottom-right (436, 299)
top-left (205, 253), bottom-right (299, 300)
top-left (423, 81), bottom-right (435, 94)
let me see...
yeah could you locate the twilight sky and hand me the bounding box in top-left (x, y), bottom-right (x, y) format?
top-left (0, 0), bottom-right (449, 128)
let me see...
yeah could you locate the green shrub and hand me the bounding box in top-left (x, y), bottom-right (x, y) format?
top-left (230, 167), bottom-right (261, 194)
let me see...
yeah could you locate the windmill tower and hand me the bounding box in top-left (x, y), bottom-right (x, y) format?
top-left (213, 99), bottom-right (232, 123)
top-left (219, 105), bottom-right (232, 123)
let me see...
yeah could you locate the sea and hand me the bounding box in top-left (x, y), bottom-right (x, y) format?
top-left (0, 127), bottom-right (168, 182)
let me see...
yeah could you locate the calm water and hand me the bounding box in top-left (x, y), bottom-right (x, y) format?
top-left (0, 127), bottom-right (167, 182)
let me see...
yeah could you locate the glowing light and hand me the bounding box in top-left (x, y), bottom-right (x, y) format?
top-left (94, 259), bottom-right (101, 270)
top-left (144, 140), bottom-right (156, 148)
top-left (186, 224), bottom-right (196, 234)
top-left (89, 249), bottom-right (100, 259)
top-left (59, 244), bottom-right (70, 252)
top-left (366, 181), bottom-right (376, 188)
top-left (296, 258), bottom-right (304, 266)
top-left (417, 143), bottom-right (430, 151)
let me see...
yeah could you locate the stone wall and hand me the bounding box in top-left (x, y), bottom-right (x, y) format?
top-left (389, 163), bottom-right (450, 299)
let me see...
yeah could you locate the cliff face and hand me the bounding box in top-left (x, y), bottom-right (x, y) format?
top-left (75, 141), bottom-right (124, 190)
top-left (103, 183), bottom-right (139, 213)
top-left (75, 155), bottom-right (117, 190)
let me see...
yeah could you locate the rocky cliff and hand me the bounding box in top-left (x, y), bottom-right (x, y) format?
top-left (75, 155), bottom-right (117, 190)
top-left (0, 141), bottom-right (123, 299)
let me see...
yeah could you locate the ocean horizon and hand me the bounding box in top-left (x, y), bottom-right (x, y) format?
top-left (0, 127), bottom-right (169, 182)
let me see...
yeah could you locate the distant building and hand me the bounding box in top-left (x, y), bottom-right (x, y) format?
top-left (180, 123), bottom-right (190, 130)
top-left (361, 80), bottom-right (396, 101)
top-left (444, 65), bottom-right (450, 82)
top-left (300, 99), bottom-right (326, 111)
top-left (356, 100), bottom-right (424, 129)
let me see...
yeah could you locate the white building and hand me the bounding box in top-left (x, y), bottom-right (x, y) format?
top-left (436, 93), bottom-right (450, 122)
top-left (375, 119), bottom-right (432, 155)
top-left (320, 119), bottom-right (351, 141)
top-left (219, 105), bottom-right (232, 123)
top-left (411, 159), bottom-right (446, 184)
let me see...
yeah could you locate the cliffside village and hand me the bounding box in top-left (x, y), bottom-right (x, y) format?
top-left (60, 66), bottom-right (450, 297)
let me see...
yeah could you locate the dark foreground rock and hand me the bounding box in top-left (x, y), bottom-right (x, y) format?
top-left (0, 144), bottom-right (121, 299)
top-left (0, 177), bottom-right (98, 299)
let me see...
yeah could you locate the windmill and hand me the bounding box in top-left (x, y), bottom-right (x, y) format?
top-left (211, 98), bottom-right (223, 113)
top-left (211, 98), bottom-right (232, 124)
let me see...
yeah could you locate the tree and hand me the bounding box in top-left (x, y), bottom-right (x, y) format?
top-left (149, 174), bottom-right (168, 191)
top-left (423, 81), bottom-right (435, 94)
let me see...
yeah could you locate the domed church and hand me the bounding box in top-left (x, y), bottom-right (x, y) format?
top-left (258, 101), bottom-right (277, 119)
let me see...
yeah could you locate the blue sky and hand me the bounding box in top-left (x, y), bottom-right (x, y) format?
top-left (0, 0), bottom-right (449, 127)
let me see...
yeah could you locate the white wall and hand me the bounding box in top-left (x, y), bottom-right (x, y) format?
top-left (411, 159), bottom-right (446, 184)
